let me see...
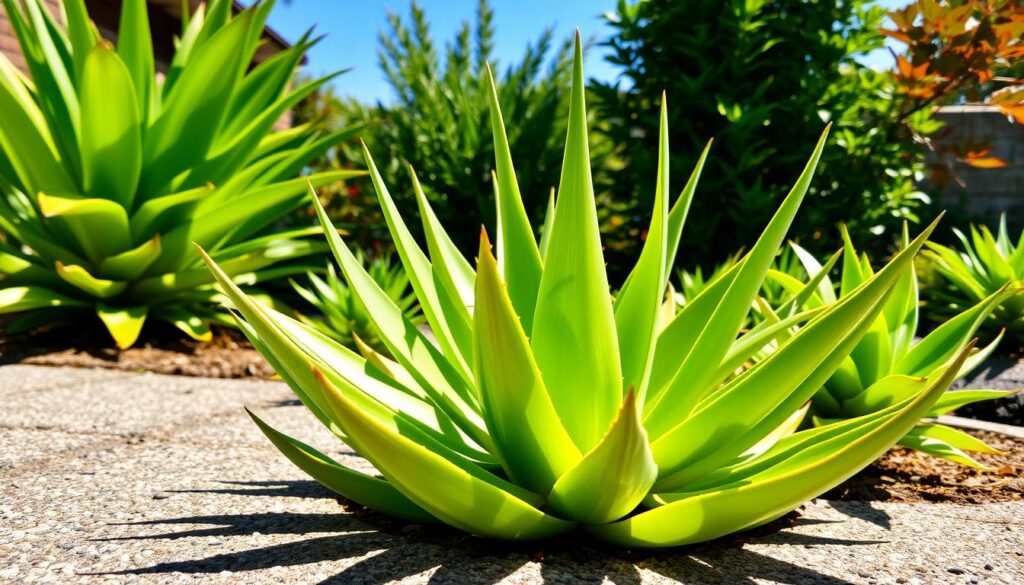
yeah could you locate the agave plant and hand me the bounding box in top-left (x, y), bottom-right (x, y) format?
top-left (203, 37), bottom-right (969, 547)
top-left (0, 0), bottom-right (360, 347)
top-left (292, 252), bottom-right (423, 355)
top-left (769, 228), bottom-right (1016, 468)
top-left (919, 216), bottom-right (1024, 345)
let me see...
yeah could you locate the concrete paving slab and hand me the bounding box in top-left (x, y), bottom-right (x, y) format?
top-left (1, 364), bottom-right (1023, 584)
top-left (0, 365), bottom-right (126, 396)
top-left (0, 428), bottom-right (104, 472)
top-left (0, 365), bottom-right (288, 437)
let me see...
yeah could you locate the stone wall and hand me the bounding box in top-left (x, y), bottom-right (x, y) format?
top-left (932, 105), bottom-right (1024, 229)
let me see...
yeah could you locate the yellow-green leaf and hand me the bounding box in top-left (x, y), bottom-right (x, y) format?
top-left (315, 369), bottom-right (576, 540)
top-left (547, 391), bottom-right (657, 524)
top-left (474, 231), bottom-right (580, 493)
top-left (96, 303), bottom-right (147, 349)
top-left (80, 43), bottom-right (141, 207)
top-left (531, 34), bottom-right (621, 451)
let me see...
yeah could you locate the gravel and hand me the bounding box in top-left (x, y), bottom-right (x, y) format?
top-left (1, 364), bottom-right (1023, 584)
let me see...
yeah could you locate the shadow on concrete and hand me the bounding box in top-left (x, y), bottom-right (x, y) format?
top-left (827, 500), bottom-right (893, 530)
top-left (163, 479), bottom-right (344, 499)
top-left (87, 480), bottom-right (868, 584)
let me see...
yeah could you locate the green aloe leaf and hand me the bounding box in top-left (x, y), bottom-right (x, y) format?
top-left (548, 391), bottom-right (657, 524)
top-left (307, 188), bottom-right (490, 450)
top-left (247, 408), bottom-right (436, 523)
top-left (265, 307), bottom-right (494, 466)
top-left (539, 189), bottom-right (556, 261)
top-left (531, 34), bottom-right (621, 451)
top-left (98, 235), bottom-right (161, 281)
top-left (96, 303), bottom-right (147, 349)
top-left (223, 34), bottom-right (317, 140)
top-left (2, 0), bottom-right (81, 178)
top-left (409, 167), bottom-right (475, 311)
top-left (361, 144), bottom-right (473, 380)
top-left (152, 305), bottom-right (212, 342)
top-left (592, 345), bottom-right (968, 547)
top-left (614, 96), bottom-right (670, 399)
top-left (884, 223), bottom-right (918, 356)
top-left (894, 287), bottom-right (1009, 376)
top-left (0, 286), bottom-right (87, 313)
top-left (898, 423), bottom-right (1001, 469)
top-left (352, 334), bottom-right (429, 401)
top-left (200, 246), bottom-right (491, 466)
top-left (315, 369), bottom-right (576, 540)
top-left (646, 262), bottom-right (741, 401)
top-left (714, 307), bottom-right (823, 381)
top-left (474, 231), bottom-right (580, 493)
top-left (0, 55), bottom-right (75, 195)
top-left (56, 263), bottom-right (126, 298)
top-left (838, 225), bottom-right (868, 297)
top-left (774, 248), bottom-right (843, 314)
top-left (841, 374), bottom-right (929, 417)
top-left (663, 140), bottom-right (711, 291)
top-left (652, 217), bottom-right (939, 489)
top-left (485, 64), bottom-right (543, 333)
top-left (116, 0), bottom-right (155, 121)
top-left (789, 241), bottom-right (837, 304)
top-left (129, 183), bottom-right (214, 242)
top-left (645, 126), bottom-right (831, 438)
top-left (62, 0), bottom-right (97, 82)
top-left (141, 7), bottom-right (255, 194)
top-left (38, 193), bottom-right (131, 264)
top-left (927, 389), bottom-right (1018, 417)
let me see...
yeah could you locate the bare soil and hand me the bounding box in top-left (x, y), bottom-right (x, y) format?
top-left (829, 430), bottom-right (1024, 504)
top-left (0, 320), bottom-right (275, 379)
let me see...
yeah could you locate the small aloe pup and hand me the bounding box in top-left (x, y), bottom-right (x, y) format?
top-left (919, 216), bottom-right (1024, 345)
top-left (202, 36), bottom-right (967, 547)
top-left (292, 253), bottom-right (424, 355)
top-left (0, 0), bottom-right (361, 347)
top-left (771, 228), bottom-right (1017, 468)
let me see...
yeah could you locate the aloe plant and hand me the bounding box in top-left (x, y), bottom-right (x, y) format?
top-left (202, 37), bottom-right (970, 547)
top-left (919, 216), bottom-right (1024, 345)
top-left (675, 247), bottom-right (807, 319)
top-left (770, 228), bottom-right (1016, 468)
top-left (0, 0), bottom-right (360, 347)
top-left (292, 252), bottom-right (423, 355)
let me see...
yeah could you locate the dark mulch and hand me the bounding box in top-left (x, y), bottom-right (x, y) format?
top-left (0, 320), bottom-right (275, 379)
top-left (830, 430), bottom-right (1024, 504)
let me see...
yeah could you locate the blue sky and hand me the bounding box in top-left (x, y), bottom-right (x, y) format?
top-left (257, 0), bottom-right (620, 104)
top-left (253, 0), bottom-right (904, 105)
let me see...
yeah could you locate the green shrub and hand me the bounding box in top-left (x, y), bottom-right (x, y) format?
top-left (320, 0), bottom-right (580, 255)
top-left (0, 0), bottom-right (358, 347)
top-left (593, 0), bottom-right (932, 271)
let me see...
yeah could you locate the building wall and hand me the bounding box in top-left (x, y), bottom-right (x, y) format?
top-left (932, 105), bottom-right (1024, 229)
